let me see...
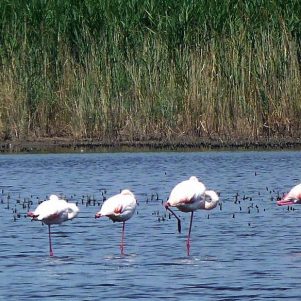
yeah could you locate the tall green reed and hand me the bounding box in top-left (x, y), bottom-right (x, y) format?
top-left (0, 0), bottom-right (300, 141)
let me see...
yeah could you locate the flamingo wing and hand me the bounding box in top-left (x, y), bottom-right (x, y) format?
top-left (31, 196), bottom-right (74, 222)
top-left (168, 178), bottom-right (206, 206)
top-left (288, 184), bottom-right (301, 199)
top-left (32, 200), bottom-right (60, 220)
top-left (98, 190), bottom-right (136, 221)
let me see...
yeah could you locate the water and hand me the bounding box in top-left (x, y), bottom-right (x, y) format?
top-left (0, 150), bottom-right (301, 300)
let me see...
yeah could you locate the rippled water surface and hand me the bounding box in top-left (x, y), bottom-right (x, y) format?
top-left (0, 151), bottom-right (301, 300)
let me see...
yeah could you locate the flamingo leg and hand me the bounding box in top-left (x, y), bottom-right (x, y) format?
top-left (186, 211), bottom-right (194, 256)
top-left (120, 221), bottom-right (125, 255)
top-left (166, 207), bottom-right (181, 233)
top-left (48, 224), bottom-right (54, 256)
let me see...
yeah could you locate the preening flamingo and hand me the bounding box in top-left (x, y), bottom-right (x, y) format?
top-left (164, 176), bottom-right (219, 255)
top-left (95, 189), bottom-right (137, 254)
top-left (277, 183), bottom-right (301, 206)
top-left (27, 194), bottom-right (79, 256)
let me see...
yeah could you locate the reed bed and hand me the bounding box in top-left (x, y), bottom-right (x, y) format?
top-left (0, 0), bottom-right (300, 143)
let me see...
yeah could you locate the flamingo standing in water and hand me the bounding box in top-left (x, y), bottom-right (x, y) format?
top-left (95, 189), bottom-right (137, 254)
top-left (277, 183), bottom-right (301, 206)
top-left (164, 176), bottom-right (219, 255)
top-left (27, 194), bottom-right (79, 256)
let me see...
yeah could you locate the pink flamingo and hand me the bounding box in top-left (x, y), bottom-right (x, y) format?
top-left (27, 195), bottom-right (79, 256)
top-left (95, 189), bottom-right (137, 254)
top-left (277, 183), bottom-right (301, 206)
top-left (164, 176), bottom-right (219, 255)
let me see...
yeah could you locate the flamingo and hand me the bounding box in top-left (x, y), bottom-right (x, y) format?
top-left (277, 183), bottom-right (301, 206)
top-left (164, 176), bottom-right (219, 255)
top-left (27, 194), bottom-right (79, 256)
top-left (95, 189), bottom-right (137, 254)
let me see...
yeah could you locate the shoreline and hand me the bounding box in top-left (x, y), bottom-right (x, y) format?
top-left (1, 137), bottom-right (301, 153)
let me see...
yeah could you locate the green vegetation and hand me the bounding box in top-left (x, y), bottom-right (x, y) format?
top-left (0, 0), bottom-right (300, 143)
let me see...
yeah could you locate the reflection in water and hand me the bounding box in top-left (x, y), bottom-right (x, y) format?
top-left (0, 151), bottom-right (301, 300)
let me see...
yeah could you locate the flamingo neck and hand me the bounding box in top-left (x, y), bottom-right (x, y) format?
top-left (203, 190), bottom-right (219, 210)
top-left (67, 204), bottom-right (79, 220)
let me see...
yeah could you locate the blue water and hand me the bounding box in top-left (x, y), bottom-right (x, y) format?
top-left (0, 151), bottom-right (301, 300)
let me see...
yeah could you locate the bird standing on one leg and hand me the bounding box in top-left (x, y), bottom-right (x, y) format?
top-left (164, 176), bottom-right (219, 255)
top-left (27, 194), bottom-right (79, 256)
top-left (95, 189), bottom-right (137, 255)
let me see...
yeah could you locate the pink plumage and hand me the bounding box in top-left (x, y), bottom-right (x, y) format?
top-left (27, 194), bottom-right (79, 256)
top-left (277, 183), bottom-right (301, 206)
top-left (164, 176), bottom-right (219, 255)
top-left (95, 189), bottom-right (137, 254)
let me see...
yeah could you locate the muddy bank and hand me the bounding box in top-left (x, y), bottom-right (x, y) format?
top-left (1, 137), bottom-right (301, 153)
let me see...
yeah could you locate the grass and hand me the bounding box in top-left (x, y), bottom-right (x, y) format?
top-left (0, 0), bottom-right (300, 142)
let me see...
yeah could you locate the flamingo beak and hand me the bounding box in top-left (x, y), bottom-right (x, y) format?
top-left (95, 213), bottom-right (101, 219)
top-left (277, 198), bottom-right (299, 206)
top-left (27, 212), bottom-right (38, 219)
top-left (163, 201), bottom-right (169, 209)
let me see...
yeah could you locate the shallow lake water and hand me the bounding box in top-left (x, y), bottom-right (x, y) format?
top-left (0, 150), bottom-right (301, 300)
